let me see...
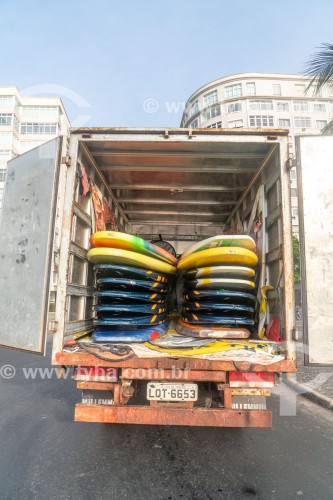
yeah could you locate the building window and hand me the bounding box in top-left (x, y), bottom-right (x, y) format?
top-left (207, 121), bottom-right (222, 129)
top-left (190, 118), bottom-right (200, 128)
top-left (0, 114), bottom-right (13, 126)
top-left (246, 82), bottom-right (256, 95)
top-left (20, 123), bottom-right (58, 135)
top-left (0, 149), bottom-right (11, 162)
top-left (277, 102), bottom-right (289, 111)
top-left (226, 102), bottom-right (242, 114)
top-left (249, 100), bottom-right (273, 111)
top-left (225, 84), bottom-right (242, 98)
top-left (316, 120), bottom-right (327, 129)
top-left (292, 207), bottom-right (298, 216)
top-left (228, 119), bottom-right (243, 128)
top-left (0, 95), bottom-right (16, 106)
top-left (203, 90), bottom-right (218, 107)
top-left (294, 117), bottom-right (311, 128)
top-left (295, 84), bottom-right (306, 95)
top-left (291, 188), bottom-right (298, 197)
top-left (0, 169), bottom-right (6, 181)
top-left (293, 101), bottom-right (308, 112)
top-left (190, 100), bottom-right (199, 117)
top-left (0, 132), bottom-right (12, 144)
top-left (313, 103), bottom-right (326, 112)
top-left (203, 105), bottom-right (221, 120)
top-left (273, 84), bottom-right (281, 96)
top-left (290, 169), bottom-right (296, 179)
top-left (249, 116), bottom-right (274, 127)
top-left (21, 106), bottom-right (59, 120)
top-left (279, 119), bottom-right (291, 127)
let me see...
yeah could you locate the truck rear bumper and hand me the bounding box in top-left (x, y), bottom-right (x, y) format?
top-left (55, 351), bottom-right (297, 373)
top-left (74, 404), bottom-right (272, 427)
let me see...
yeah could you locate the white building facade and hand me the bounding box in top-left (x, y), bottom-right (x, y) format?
top-left (0, 86), bottom-right (70, 210)
top-left (180, 73), bottom-right (333, 236)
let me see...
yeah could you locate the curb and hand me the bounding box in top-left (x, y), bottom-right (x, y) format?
top-left (283, 377), bottom-right (333, 411)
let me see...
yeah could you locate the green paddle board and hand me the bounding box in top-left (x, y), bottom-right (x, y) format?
top-left (181, 235), bottom-right (256, 259)
top-left (90, 231), bottom-right (178, 265)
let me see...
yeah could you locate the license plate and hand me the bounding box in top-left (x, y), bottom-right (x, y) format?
top-left (232, 396), bottom-right (266, 410)
top-left (147, 382), bottom-right (198, 402)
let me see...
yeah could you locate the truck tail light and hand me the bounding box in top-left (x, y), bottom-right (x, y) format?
top-left (229, 371), bottom-right (275, 388)
top-left (73, 366), bottom-right (118, 382)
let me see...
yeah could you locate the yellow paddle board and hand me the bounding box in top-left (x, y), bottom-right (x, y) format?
top-left (185, 266), bottom-right (255, 279)
top-left (144, 340), bottom-right (279, 356)
top-left (186, 278), bottom-right (256, 290)
top-left (181, 235), bottom-right (256, 259)
top-left (90, 231), bottom-right (178, 265)
top-left (87, 248), bottom-right (177, 275)
top-left (178, 247), bottom-right (258, 271)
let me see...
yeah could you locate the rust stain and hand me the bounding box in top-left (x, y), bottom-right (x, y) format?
top-left (76, 381), bottom-right (117, 391)
top-left (74, 404), bottom-right (273, 427)
top-left (55, 351), bottom-right (297, 373)
top-left (121, 368), bottom-right (226, 382)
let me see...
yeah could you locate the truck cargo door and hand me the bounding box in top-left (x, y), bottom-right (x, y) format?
top-left (296, 135), bottom-right (333, 365)
top-left (0, 138), bottom-right (62, 355)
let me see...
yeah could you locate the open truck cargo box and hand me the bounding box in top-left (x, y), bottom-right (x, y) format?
top-left (0, 128), bottom-right (305, 426)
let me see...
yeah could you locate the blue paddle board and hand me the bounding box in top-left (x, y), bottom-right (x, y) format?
top-left (182, 301), bottom-right (254, 315)
top-left (92, 322), bottom-right (169, 343)
top-left (94, 264), bottom-right (169, 283)
top-left (182, 312), bottom-right (255, 327)
top-left (94, 290), bottom-right (167, 303)
top-left (94, 312), bottom-right (167, 326)
top-left (94, 303), bottom-right (167, 314)
top-left (184, 289), bottom-right (256, 305)
top-left (96, 277), bottom-right (169, 293)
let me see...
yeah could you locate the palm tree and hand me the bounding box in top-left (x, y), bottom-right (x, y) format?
top-left (304, 43), bottom-right (333, 134)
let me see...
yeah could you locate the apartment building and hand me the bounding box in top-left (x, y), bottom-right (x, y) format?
top-left (0, 86), bottom-right (70, 210)
top-left (180, 73), bottom-right (333, 236)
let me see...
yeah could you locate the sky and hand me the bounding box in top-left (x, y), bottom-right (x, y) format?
top-left (1, 0), bottom-right (333, 127)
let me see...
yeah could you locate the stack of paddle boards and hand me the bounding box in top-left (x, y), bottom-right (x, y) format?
top-left (176, 235), bottom-right (258, 339)
top-left (87, 231), bottom-right (178, 342)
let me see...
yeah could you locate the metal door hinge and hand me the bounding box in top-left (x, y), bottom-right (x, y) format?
top-left (49, 320), bottom-right (58, 333)
top-left (286, 158), bottom-right (297, 171)
top-left (62, 155), bottom-right (71, 167)
top-left (292, 327), bottom-right (299, 341)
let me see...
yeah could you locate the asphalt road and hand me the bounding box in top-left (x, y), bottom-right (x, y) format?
top-left (1, 344), bottom-right (333, 500)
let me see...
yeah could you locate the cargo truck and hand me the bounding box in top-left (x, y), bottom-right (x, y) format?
top-left (0, 128), bottom-right (332, 427)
